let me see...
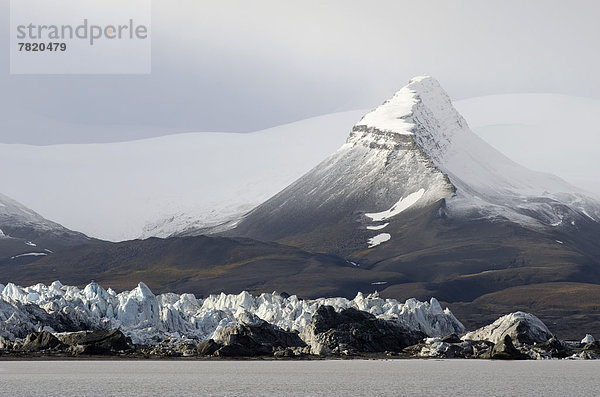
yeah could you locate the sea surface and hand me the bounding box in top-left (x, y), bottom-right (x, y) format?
top-left (0, 359), bottom-right (598, 396)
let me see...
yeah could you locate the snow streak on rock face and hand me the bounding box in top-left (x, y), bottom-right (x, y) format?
top-left (0, 281), bottom-right (465, 345)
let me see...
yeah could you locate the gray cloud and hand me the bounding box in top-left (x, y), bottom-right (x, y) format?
top-left (1, 0), bottom-right (600, 144)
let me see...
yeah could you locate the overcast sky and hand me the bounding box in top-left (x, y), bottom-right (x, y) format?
top-left (1, 0), bottom-right (600, 144)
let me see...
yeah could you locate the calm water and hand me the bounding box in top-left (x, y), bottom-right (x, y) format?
top-left (0, 359), bottom-right (598, 396)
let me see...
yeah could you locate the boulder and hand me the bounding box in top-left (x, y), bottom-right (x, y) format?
top-left (491, 335), bottom-right (528, 360)
top-left (213, 320), bottom-right (305, 357)
top-left (21, 331), bottom-right (66, 352)
top-left (300, 305), bottom-right (425, 356)
top-left (470, 340), bottom-right (495, 359)
top-left (582, 341), bottom-right (600, 355)
top-left (0, 335), bottom-right (14, 350)
top-left (537, 337), bottom-right (572, 359)
top-left (197, 339), bottom-right (221, 356)
top-left (581, 334), bottom-right (595, 344)
top-left (58, 329), bottom-right (133, 355)
top-left (440, 333), bottom-right (462, 344)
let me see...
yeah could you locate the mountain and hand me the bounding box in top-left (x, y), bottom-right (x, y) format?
top-left (0, 235), bottom-right (407, 300)
top-left (225, 77), bottom-right (600, 337)
top-left (1, 96), bottom-right (598, 243)
top-left (229, 76), bottom-right (600, 250)
top-left (0, 191), bottom-right (92, 265)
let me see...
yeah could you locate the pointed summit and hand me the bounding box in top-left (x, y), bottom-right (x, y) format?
top-left (227, 77), bottom-right (463, 253)
top-left (354, 76), bottom-right (451, 135)
top-left (349, 76), bottom-right (467, 164)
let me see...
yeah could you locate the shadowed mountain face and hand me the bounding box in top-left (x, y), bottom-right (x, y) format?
top-left (0, 236), bottom-right (407, 299)
top-left (0, 192), bottom-right (95, 267)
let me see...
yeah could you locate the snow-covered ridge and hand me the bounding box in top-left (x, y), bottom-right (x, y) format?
top-left (0, 281), bottom-right (464, 345)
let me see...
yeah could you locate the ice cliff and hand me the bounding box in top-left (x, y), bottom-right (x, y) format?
top-left (0, 281), bottom-right (464, 345)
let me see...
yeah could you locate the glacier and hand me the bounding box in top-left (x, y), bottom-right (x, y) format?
top-left (0, 281), bottom-right (464, 345)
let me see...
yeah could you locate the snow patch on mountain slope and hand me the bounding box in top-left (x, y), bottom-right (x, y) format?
top-left (366, 223), bottom-right (389, 231)
top-left (10, 252), bottom-right (47, 259)
top-left (367, 233), bottom-right (391, 248)
top-left (0, 281), bottom-right (464, 344)
top-left (366, 189), bottom-right (425, 222)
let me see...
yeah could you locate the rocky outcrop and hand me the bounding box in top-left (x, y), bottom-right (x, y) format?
top-left (536, 337), bottom-right (572, 359)
top-left (212, 319), bottom-right (306, 357)
top-left (197, 339), bottom-right (221, 356)
top-left (413, 313), bottom-right (600, 360)
top-left (0, 329), bottom-right (133, 356)
top-left (462, 312), bottom-right (553, 345)
top-left (57, 329), bottom-right (134, 355)
top-left (490, 335), bottom-right (528, 360)
top-left (300, 305), bottom-right (425, 355)
top-left (21, 331), bottom-right (66, 352)
top-left (581, 334), bottom-right (595, 344)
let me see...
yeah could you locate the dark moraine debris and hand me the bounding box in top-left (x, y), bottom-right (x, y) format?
top-left (300, 305), bottom-right (425, 355)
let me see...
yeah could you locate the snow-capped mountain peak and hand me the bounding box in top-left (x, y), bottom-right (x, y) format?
top-left (228, 76), bottom-right (600, 252)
